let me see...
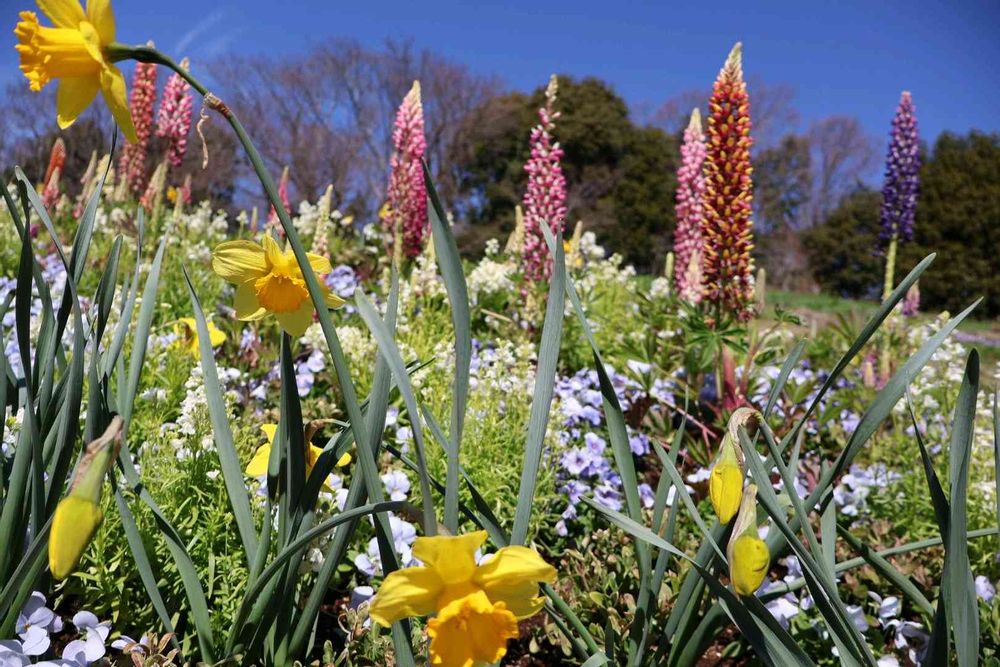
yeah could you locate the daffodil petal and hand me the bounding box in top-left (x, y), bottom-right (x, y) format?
top-left (55, 75), bottom-right (98, 129)
top-left (261, 234), bottom-right (284, 266)
top-left (85, 0), bottom-right (115, 44)
top-left (234, 282), bottom-right (267, 321)
top-left (336, 452), bottom-right (351, 467)
top-left (275, 300), bottom-right (314, 337)
top-left (208, 325), bottom-right (227, 348)
top-left (324, 288), bottom-right (346, 310)
top-left (38, 0), bottom-right (86, 28)
top-left (474, 546), bottom-right (556, 618)
top-left (368, 566), bottom-right (444, 627)
top-left (306, 252), bottom-right (332, 276)
top-left (261, 424), bottom-right (278, 445)
top-left (411, 532), bottom-right (486, 585)
top-left (245, 443), bottom-right (271, 477)
top-left (98, 65), bottom-right (136, 143)
top-left (213, 240), bottom-right (267, 283)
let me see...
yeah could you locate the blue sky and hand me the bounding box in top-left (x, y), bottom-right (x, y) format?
top-left (4, 0), bottom-right (999, 144)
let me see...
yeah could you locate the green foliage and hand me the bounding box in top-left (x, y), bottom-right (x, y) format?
top-left (454, 76), bottom-right (678, 271)
top-left (804, 131), bottom-right (1000, 317)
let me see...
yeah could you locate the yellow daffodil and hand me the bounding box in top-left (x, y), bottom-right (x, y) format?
top-left (727, 484), bottom-right (770, 596)
top-left (245, 424), bottom-right (350, 493)
top-left (368, 531), bottom-right (556, 667)
top-left (709, 433), bottom-right (744, 524)
top-left (173, 317), bottom-right (226, 358)
top-left (212, 235), bottom-right (345, 337)
top-left (14, 0), bottom-right (137, 142)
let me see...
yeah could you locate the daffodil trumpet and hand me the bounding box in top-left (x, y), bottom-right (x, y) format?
top-left (50, 416), bottom-right (123, 580)
top-left (727, 483), bottom-right (770, 596)
top-left (369, 531), bottom-right (556, 667)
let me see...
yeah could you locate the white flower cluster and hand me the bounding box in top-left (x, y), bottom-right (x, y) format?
top-left (467, 257), bottom-right (515, 302)
top-left (161, 364), bottom-right (241, 460)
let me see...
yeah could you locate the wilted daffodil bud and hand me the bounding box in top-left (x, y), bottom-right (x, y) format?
top-left (727, 483), bottom-right (770, 596)
top-left (709, 434), bottom-right (743, 524)
top-left (50, 417), bottom-right (123, 580)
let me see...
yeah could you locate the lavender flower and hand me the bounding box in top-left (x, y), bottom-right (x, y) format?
top-left (879, 91), bottom-right (920, 247)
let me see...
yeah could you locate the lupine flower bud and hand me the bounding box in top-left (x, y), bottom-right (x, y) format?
top-left (312, 184), bottom-right (334, 255)
top-left (879, 92), bottom-right (919, 247)
top-left (902, 281), bottom-right (920, 317)
top-left (382, 81), bottom-right (428, 261)
top-left (727, 484), bottom-right (770, 596)
top-left (702, 43), bottom-right (755, 321)
top-left (118, 56), bottom-right (158, 194)
top-left (522, 75), bottom-right (568, 282)
top-left (42, 166), bottom-right (61, 210)
top-left (267, 165), bottom-right (292, 235)
top-left (673, 108), bottom-right (706, 303)
top-left (42, 137), bottom-right (65, 191)
top-left (505, 205), bottom-right (526, 255)
top-left (156, 57), bottom-right (193, 168)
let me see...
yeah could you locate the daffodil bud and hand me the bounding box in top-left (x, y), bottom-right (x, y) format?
top-left (49, 417), bottom-right (123, 581)
top-left (727, 484), bottom-right (770, 596)
top-left (709, 434), bottom-right (743, 523)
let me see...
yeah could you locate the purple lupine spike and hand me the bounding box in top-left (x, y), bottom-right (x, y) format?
top-left (156, 58), bottom-right (193, 169)
top-left (879, 91), bottom-right (919, 246)
top-left (382, 81), bottom-right (428, 260)
top-left (673, 108), bottom-right (707, 303)
top-left (521, 75), bottom-right (568, 282)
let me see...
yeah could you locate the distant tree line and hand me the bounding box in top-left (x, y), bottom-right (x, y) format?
top-left (1, 41), bottom-right (996, 314)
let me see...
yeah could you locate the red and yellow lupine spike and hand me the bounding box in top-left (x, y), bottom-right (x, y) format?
top-left (701, 42), bottom-right (755, 321)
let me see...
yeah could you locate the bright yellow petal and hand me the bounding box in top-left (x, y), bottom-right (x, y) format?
top-left (412, 532), bottom-right (486, 585)
top-left (85, 0), bottom-right (115, 44)
top-left (213, 240), bottom-right (267, 283)
top-left (261, 234), bottom-right (284, 267)
top-left (474, 546), bottom-right (556, 618)
top-left (275, 300), bottom-right (314, 337)
top-left (426, 591), bottom-right (518, 667)
top-left (261, 423), bottom-right (278, 445)
top-left (234, 282), bottom-right (267, 321)
top-left (49, 495), bottom-right (103, 580)
top-left (208, 323), bottom-right (227, 348)
top-left (98, 65), bottom-right (136, 143)
top-left (306, 252), bottom-right (332, 276)
top-left (324, 287), bottom-right (346, 310)
top-left (245, 443), bottom-right (271, 477)
top-left (56, 75), bottom-right (99, 129)
top-left (336, 452), bottom-right (351, 467)
top-left (38, 0), bottom-right (86, 28)
top-left (368, 566), bottom-right (444, 627)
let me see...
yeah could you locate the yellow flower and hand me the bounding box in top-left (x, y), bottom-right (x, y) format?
top-left (368, 531), bottom-right (556, 667)
top-left (426, 591), bottom-right (519, 667)
top-left (50, 495), bottom-right (103, 580)
top-left (211, 235), bottom-right (345, 337)
top-left (173, 317), bottom-right (226, 358)
top-left (245, 423), bottom-right (350, 492)
top-left (727, 483), bottom-right (770, 596)
top-left (14, 0), bottom-right (137, 142)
